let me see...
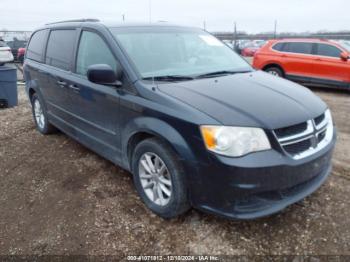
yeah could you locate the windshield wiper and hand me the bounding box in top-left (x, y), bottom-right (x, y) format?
top-left (195, 70), bottom-right (252, 79)
top-left (142, 75), bottom-right (194, 82)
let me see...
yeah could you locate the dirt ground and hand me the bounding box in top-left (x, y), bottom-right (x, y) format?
top-left (0, 81), bottom-right (349, 258)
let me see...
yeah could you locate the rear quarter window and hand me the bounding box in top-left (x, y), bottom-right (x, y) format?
top-left (45, 30), bottom-right (76, 71)
top-left (282, 42), bottom-right (313, 55)
top-left (316, 44), bottom-right (342, 58)
top-left (27, 30), bottom-right (48, 62)
top-left (272, 42), bottom-right (284, 51)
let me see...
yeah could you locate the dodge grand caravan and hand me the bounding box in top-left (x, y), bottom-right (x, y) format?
top-left (24, 19), bottom-right (336, 219)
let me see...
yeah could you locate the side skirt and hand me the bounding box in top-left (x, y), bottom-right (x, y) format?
top-left (286, 74), bottom-right (350, 90)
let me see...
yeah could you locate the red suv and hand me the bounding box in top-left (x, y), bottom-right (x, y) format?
top-left (253, 39), bottom-right (350, 89)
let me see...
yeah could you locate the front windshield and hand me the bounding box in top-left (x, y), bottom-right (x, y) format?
top-left (110, 27), bottom-right (252, 78)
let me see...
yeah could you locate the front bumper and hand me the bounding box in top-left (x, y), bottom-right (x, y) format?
top-left (188, 130), bottom-right (336, 219)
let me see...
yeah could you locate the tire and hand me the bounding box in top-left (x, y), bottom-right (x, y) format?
top-left (131, 138), bottom-right (190, 218)
top-left (31, 93), bottom-right (56, 134)
top-left (265, 66), bottom-right (284, 77)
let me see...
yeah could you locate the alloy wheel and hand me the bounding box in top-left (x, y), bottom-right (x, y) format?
top-left (268, 70), bottom-right (280, 76)
top-left (138, 152), bottom-right (172, 206)
top-left (34, 99), bottom-right (45, 129)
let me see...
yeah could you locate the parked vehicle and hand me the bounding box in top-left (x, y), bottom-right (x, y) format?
top-left (234, 39), bottom-right (250, 53)
top-left (17, 47), bottom-right (26, 64)
top-left (241, 44), bottom-right (260, 57)
top-left (6, 39), bottom-right (27, 61)
top-left (241, 41), bottom-right (265, 57)
top-left (252, 39), bottom-right (266, 47)
top-left (253, 38), bottom-right (350, 89)
top-left (24, 20), bottom-right (336, 219)
top-left (0, 39), bottom-right (14, 65)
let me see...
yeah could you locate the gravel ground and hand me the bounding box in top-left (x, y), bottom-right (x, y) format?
top-left (0, 81), bottom-right (349, 258)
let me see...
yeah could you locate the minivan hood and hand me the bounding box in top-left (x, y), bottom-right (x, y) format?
top-left (157, 71), bottom-right (327, 129)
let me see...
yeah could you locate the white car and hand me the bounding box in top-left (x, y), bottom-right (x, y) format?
top-left (0, 40), bottom-right (14, 65)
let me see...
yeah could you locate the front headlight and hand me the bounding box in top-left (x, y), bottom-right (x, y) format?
top-left (200, 125), bottom-right (271, 157)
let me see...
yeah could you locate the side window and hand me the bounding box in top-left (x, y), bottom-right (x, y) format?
top-left (76, 31), bottom-right (117, 76)
top-left (27, 30), bottom-right (47, 62)
top-left (45, 30), bottom-right (76, 71)
top-left (316, 44), bottom-right (342, 58)
top-left (272, 43), bottom-right (284, 51)
top-left (283, 42), bottom-right (313, 55)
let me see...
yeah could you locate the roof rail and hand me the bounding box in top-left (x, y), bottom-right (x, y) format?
top-left (45, 18), bottom-right (100, 25)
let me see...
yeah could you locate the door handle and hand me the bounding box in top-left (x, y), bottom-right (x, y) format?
top-left (68, 84), bottom-right (80, 92)
top-left (57, 80), bottom-right (67, 87)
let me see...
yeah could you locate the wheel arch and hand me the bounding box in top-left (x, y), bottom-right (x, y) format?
top-left (122, 117), bottom-right (197, 172)
top-left (262, 63), bottom-right (285, 76)
top-left (28, 87), bottom-right (36, 101)
top-left (26, 85), bottom-right (48, 111)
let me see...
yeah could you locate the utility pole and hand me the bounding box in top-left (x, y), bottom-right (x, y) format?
top-left (122, 14), bottom-right (125, 22)
top-left (149, 0), bottom-right (152, 23)
top-left (203, 20), bottom-right (206, 31)
top-left (234, 21), bottom-right (237, 50)
top-left (274, 20), bottom-right (277, 39)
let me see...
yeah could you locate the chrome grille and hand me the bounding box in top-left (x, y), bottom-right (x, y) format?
top-left (284, 139), bottom-right (312, 155)
top-left (314, 113), bottom-right (326, 126)
top-left (274, 110), bottom-right (333, 160)
top-left (274, 122), bottom-right (307, 138)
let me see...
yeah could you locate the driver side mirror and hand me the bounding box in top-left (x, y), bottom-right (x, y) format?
top-left (87, 64), bottom-right (122, 87)
top-left (340, 52), bottom-right (349, 61)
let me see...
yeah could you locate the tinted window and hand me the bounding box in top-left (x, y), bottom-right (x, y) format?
top-left (316, 44), bottom-right (342, 58)
top-left (76, 31), bottom-right (117, 76)
top-left (46, 30), bottom-right (76, 71)
top-left (283, 42), bottom-right (313, 54)
top-left (27, 30), bottom-right (47, 62)
top-left (272, 43), bottom-right (284, 51)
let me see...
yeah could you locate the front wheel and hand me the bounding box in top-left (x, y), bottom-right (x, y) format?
top-left (265, 67), bottom-right (284, 77)
top-left (31, 93), bottom-right (56, 134)
top-left (132, 138), bottom-right (190, 218)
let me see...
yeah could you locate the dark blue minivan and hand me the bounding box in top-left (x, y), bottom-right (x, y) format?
top-left (24, 19), bottom-right (336, 219)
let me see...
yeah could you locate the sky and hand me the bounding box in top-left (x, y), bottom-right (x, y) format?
top-left (0, 0), bottom-right (349, 33)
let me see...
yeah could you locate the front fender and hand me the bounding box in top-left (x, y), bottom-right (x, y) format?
top-left (121, 116), bottom-right (197, 170)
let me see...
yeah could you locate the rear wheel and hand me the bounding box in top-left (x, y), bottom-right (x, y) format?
top-left (31, 93), bottom-right (56, 134)
top-left (265, 67), bottom-right (284, 77)
top-left (132, 138), bottom-right (190, 218)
